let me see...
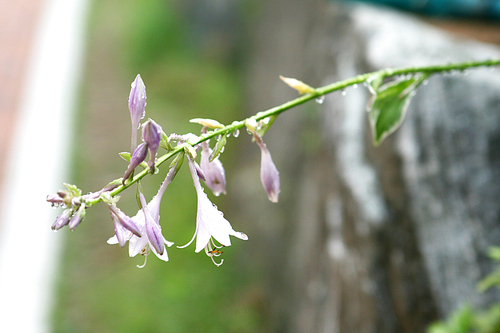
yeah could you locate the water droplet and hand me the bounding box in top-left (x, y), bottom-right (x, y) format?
top-left (216, 135), bottom-right (222, 140)
top-left (263, 117), bottom-right (270, 124)
top-left (315, 96), bottom-right (325, 104)
top-left (221, 146), bottom-right (225, 153)
top-left (233, 129), bottom-right (240, 137)
top-left (341, 89), bottom-right (347, 96)
top-left (422, 79), bottom-right (429, 86)
top-left (352, 84), bottom-right (358, 89)
top-left (463, 69), bottom-right (469, 76)
top-left (226, 132), bottom-right (231, 138)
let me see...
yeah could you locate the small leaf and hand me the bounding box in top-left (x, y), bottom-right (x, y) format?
top-left (477, 268), bottom-right (500, 292)
top-left (368, 73), bottom-right (429, 146)
top-left (256, 115), bottom-right (278, 138)
top-left (487, 246), bottom-right (500, 262)
top-left (209, 133), bottom-right (227, 162)
top-left (169, 151), bottom-right (184, 172)
top-left (119, 152), bottom-right (132, 162)
top-left (159, 131), bottom-right (173, 150)
top-left (119, 152), bottom-right (148, 170)
top-left (63, 183), bottom-right (82, 197)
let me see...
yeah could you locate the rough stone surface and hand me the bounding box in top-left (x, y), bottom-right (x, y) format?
top-left (232, 1), bottom-right (500, 332)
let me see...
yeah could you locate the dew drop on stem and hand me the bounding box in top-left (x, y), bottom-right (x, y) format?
top-left (315, 96), bottom-right (325, 104)
top-left (233, 129), bottom-right (240, 137)
top-left (341, 89), bottom-right (347, 96)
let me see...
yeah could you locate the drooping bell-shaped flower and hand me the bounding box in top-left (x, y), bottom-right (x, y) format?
top-left (128, 74), bottom-right (147, 153)
top-left (253, 132), bottom-right (280, 203)
top-left (107, 204), bottom-right (142, 239)
top-left (107, 163), bottom-right (179, 267)
top-left (142, 119), bottom-right (162, 172)
top-left (122, 142), bottom-right (148, 183)
top-left (200, 141), bottom-right (226, 196)
top-left (178, 157), bottom-right (247, 266)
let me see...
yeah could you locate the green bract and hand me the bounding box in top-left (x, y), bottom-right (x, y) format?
top-left (368, 73), bottom-right (429, 146)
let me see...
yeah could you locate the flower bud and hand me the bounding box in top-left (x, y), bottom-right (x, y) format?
top-left (200, 142), bottom-right (226, 196)
top-left (129, 74), bottom-right (147, 152)
top-left (253, 133), bottom-right (280, 203)
top-left (279, 75), bottom-right (315, 95)
top-left (51, 209), bottom-right (72, 230)
top-left (46, 193), bottom-right (64, 206)
top-left (123, 142), bottom-right (148, 183)
top-left (69, 205), bottom-right (86, 231)
top-left (142, 119), bottom-right (162, 172)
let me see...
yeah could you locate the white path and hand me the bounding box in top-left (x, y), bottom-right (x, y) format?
top-left (0, 0), bottom-right (89, 332)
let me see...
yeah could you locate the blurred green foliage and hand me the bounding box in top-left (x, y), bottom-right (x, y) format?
top-left (427, 247), bottom-right (500, 333)
top-left (51, 1), bottom-right (265, 332)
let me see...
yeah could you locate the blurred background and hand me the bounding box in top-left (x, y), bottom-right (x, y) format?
top-left (1, 0), bottom-right (500, 332)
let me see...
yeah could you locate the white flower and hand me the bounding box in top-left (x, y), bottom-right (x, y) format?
top-left (107, 165), bottom-right (178, 268)
top-left (179, 157), bottom-right (248, 266)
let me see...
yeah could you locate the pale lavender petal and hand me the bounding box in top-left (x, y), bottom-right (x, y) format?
top-left (139, 191), bottom-right (165, 255)
top-left (108, 205), bottom-right (141, 237)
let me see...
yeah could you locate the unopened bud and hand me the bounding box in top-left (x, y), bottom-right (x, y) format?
top-left (279, 75), bottom-right (315, 95)
top-left (253, 133), bottom-right (280, 203)
top-left (69, 205), bottom-right (86, 231)
top-left (189, 118), bottom-right (224, 129)
top-left (201, 143), bottom-right (226, 196)
top-left (51, 209), bottom-right (72, 230)
top-left (123, 142), bottom-right (148, 183)
top-left (142, 119), bottom-right (162, 172)
top-left (129, 75), bottom-right (147, 129)
top-left (129, 74), bottom-right (147, 152)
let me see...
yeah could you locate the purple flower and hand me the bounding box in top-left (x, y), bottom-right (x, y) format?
top-left (128, 74), bottom-right (147, 153)
top-left (178, 157), bottom-right (247, 266)
top-left (142, 119), bottom-right (162, 172)
top-left (253, 132), bottom-right (280, 203)
top-left (200, 141), bottom-right (226, 196)
top-left (108, 164), bottom-right (178, 267)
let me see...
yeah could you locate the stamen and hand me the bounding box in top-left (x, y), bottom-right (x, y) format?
top-left (211, 256), bottom-right (224, 267)
top-left (137, 254), bottom-right (148, 268)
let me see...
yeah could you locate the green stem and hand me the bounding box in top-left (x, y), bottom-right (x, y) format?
top-left (86, 58), bottom-right (500, 206)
